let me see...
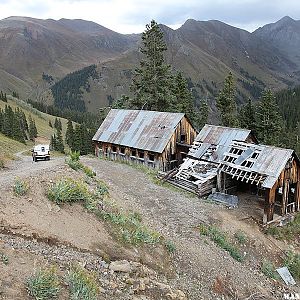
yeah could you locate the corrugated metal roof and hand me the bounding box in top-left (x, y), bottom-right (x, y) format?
top-left (92, 109), bottom-right (185, 153)
top-left (196, 124), bottom-right (252, 146)
top-left (220, 141), bottom-right (295, 188)
top-left (189, 124), bottom-right (252, 162)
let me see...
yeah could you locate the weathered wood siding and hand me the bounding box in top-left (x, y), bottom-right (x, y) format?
top-left (264, 157), bottom-right (300, 223)
top-left (94, 116), bottom-right (197, 171)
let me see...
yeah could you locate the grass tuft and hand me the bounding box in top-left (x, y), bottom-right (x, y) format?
top-left (266, 214), bottom-right (300, 242)
top-left (67, 266), bottom-right (99, 300)
top-left (164, 240), bottom-right (176, 253)
top-left (261, 259), bottom-right (279, 280)
top-left (47, 178), bottom-right (94, 205)
top-left (13, 178), bottom-right (29, 196)
top-left (98, 209), bottom-right (161, 245)
top-left (234, 230), bottom-right (247, 244)
top-left (199, 224), bottom-right (244, 262)
top-left (284, 251), bottom-right (300, 280)
top-left (0, 252), bottom-right (9, 265)
top-left (26, 266), bottom-right (60, 300)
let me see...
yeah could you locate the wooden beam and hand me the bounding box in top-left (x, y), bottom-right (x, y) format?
top-left (263, 186), bottom-right (276, 224)
top-left (295, 181), bottom-right (300, 212)
top-left (282, 179), bottom-right (290, 216)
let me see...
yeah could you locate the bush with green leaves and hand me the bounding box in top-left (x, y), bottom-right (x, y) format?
top-left (165, 240), bottom-right (176, 253)
top-left (261, 259), bottom-right (279, 279)
top-left (47, 178), bottom-right (94, 204)
top-left (67, 266), bottom-right (99, 300)
top-left (199, 224), bottom-right (244, 262)
top-left (234, 230), bottom-right (247, 244)
top-left (69, 150), bottom-right (80, 162)
top-left (98, 209), bottom-right (161, 245)
top-left (82, 165), bottom-right (96, 178)
top-left (66, 158), bottom-right (84, 171)
top-left (0, 252), bottom-right (9, 265)
top-left (96, 180), bottom-right (109, 196)
top-left (284, 251), bottom-right (300, 279)
top-left (26, 267), bottom-right (60, 300)
top-left (13, 178), bottom-right (29, 196)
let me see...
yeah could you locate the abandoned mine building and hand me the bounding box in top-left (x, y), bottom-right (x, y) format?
top-left (167, 124), bottom-right (300, 224)
top-left (92, 109), bottom-right (197, 171)
top-left (218, 141), bottom-right (300, 224)
top-left (169, 124), bottom-right (257, 196)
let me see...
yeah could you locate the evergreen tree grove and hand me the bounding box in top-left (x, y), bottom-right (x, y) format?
top-left (256, 90), bottom-right (283, 145)
top-left (216, 72), bottom-right (239, 127)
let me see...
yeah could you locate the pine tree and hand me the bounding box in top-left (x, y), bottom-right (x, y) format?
top-left (197, 98), bottom-right (209, 130)
top-left (65, 119), bottom-right (74, 148)
top-left (130, 20), bottom-right (174, 111)
top-left (112, 95), bottom-right (130, 109)
top-left (171, 72), bottom-right (196, 122)
top-left (28, 115), bottom-right (38, 141)
top-left (256, 90), bottom-right (283, 145)
top-left (216, 72), bottom-right (239, 127)
top-left (55, 129), bottom-right (64, 153)
top-left (239, 99), bottom-right (256, 133)
top-left (50, 134), bottom-right (57, 150)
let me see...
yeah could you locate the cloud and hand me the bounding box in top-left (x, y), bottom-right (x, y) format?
top-left (0, 0), bottom-right (299, 33)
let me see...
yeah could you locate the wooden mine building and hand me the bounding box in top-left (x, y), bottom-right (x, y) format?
top-left (92, 109), bottom-right (197, 171)
top-left (218, 141), bottom-right (300, 224)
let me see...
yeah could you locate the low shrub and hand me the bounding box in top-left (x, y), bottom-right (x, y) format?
top-left (13, 178), bottom-right (29, 196)
top-left (69, 150), bottom-right (80, 162)
top-left (199, 224), bottom-right (244, 262)
top-left (67, 266), bottom-right (99, 300)
top-left (98, 209), bottom-right (161, 245)
top-left (66, 158), bottom-right (83, 171)
top-left (234, 230), bottom-right (247, 244)
top-left (26, 267), bottom-right (60, 300)
top-left (165, 240), bottom-right (176, 253)
top-left (0, 252), bottom-right (9, 265)
top-left (82, 165), bottom-right (96, 178)
top-left (284, 251), bottom-right (300, 280)
top-left (47, 178), bottom-right (94, 204)
top-left (0, 158), bottom-right (4, 169)
top-left (261, 259), bottom-right (279, 279)
top-left (96, 180), bottom-right (109, 196)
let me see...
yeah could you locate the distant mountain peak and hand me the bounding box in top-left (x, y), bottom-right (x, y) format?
top-left (278, 16), bottom-right (295, 23)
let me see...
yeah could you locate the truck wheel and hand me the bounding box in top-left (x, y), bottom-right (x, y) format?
top-left (34, 157), bottom-right (37, 162)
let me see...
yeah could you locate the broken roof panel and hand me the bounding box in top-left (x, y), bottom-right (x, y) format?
top-left (189, 124), bottom-right (252, 162)
top-left (220, 141), bottom-right (295, 188)
top-left (92, 109), bottom-right (185, 153)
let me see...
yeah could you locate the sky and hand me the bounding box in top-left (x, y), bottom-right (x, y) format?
top-left (0, 0), bottom-right (299, 33)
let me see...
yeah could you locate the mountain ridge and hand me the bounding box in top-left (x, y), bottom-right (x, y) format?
top-left (0, 16), bottom-right (300, 114)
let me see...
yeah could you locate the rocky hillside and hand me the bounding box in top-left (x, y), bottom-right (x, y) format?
top-left (45, 17), bottom-right (300, 114)
top-left (0, 16), bottom-right (138, 99)
top-left (254, 16), bottom-right (300, 70)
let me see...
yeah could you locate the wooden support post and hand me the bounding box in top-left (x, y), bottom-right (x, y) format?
top-left (295, 181), bottom-right (300, 212)
top-left (282, 179), bottom-right (290, 216)
top-left (217, 170), bottom-right (223, 192)
top-left (263, 186), bottom-right (276, 224)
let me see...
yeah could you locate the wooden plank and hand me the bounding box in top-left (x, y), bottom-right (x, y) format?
top-left (263, 186), bottom-right (276, 224)
top-left (295, 181), bottom-right (300, 212)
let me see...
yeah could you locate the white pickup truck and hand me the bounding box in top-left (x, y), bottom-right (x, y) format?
top-left (32, 144), bottom-right (50, 162)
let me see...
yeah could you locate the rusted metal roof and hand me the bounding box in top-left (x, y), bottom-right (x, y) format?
top-left (196, 124), bottom-right (252, 145)
top-left (189, 124), bottom-right (252, 162)
top-left (92, 109), bottom-right (185, 153)
top-left (220, 141), bottom-right (295, 188)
